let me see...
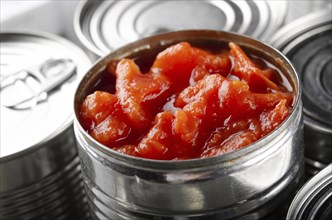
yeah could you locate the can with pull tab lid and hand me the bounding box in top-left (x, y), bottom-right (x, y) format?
top-left (0, 31), bottom-right (92, 220)
top-left (269, 9), bottom-right (332, 177)
top-left (74, 0), bottom-right (288, 58)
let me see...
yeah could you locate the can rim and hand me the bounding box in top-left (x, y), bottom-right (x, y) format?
top-left (304, 115), bottom-right (332, 134)
top-left (287, 163), bottom-right (332, 220)
top-left (269, 9), bottom-right (332, 131)
top-left (0, 29), bottom-right (92, 161)
top-left (269, 9), bottom-right (331, 48)
top-left (74, 0), bottom-right (289, 58)
top-left (73, 0), bottom-right (104, 57)
top-left (73, 29), bottom-right (301, 169)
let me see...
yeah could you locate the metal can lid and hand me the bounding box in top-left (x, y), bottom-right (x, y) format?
top-left (269, 10), bottom-right (332, 130)
top-left (74, 0), bottom-right (287, 57)
top-left (0, 31), bottom-right (91, 159)
top-left (287, 163), bottom-right (332, 220)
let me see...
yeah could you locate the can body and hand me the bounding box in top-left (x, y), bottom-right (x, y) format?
top-left (269, 10), bottom-right (332, 177)
top-left (74, 30), bottom-right (304, 219)
top-left (0, 31), bottom-right (92, 220)
top-left (75, 112), bottom-right (303, 219)
top-left (0, 126), bottom-right (89, 220)
top-left (304, 119), bottom-right (332, 176)
top-left (287, 163), bottom-right (332, 220)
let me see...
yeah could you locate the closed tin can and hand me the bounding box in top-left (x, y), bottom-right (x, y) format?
top-left (74, 0), bottom-right (287, 58)
top-left (287, 163), bottom-right (332, 220)
top-left (0, 31), bottom-right (92, 220)
top-left (269, 10), bottom-right (332, 177)
top-left (74, 30), bottom-right (304, 219)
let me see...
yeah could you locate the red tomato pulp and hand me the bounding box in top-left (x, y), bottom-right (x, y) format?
top-left (79, 42), bottom-right (294, 160)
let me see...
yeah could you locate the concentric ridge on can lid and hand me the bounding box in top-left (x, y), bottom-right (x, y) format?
top-left (75, 0), bottom-right (288, 57)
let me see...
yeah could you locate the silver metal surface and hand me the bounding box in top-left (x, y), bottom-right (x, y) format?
top-left (284, 0), bottom-right (332, 24)
top-left (1, 58), bottom-right (76, 109)
top-left (0, 31), bottom-right (91, 157)
top-left (270, 10), bottom-right (332, 176)
top-left (0, 31), bottom-right (92, 219)
top-left (0, 127), bottom-right (90, 220)
top-left (74, 30), bottom-right (304, 219)
top-left (287, 163), bottom-right (332, 220)
top-left (74, 0), bottom-right (287, 57)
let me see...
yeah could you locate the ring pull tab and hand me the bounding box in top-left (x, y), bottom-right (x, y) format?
top-left (0, 58), bottom-right (76, 110)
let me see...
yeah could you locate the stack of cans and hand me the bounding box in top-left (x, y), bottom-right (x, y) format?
top-left (270, 9), bottom-right (332, 220)
top-left (1, 1), bottom-right (331, 219)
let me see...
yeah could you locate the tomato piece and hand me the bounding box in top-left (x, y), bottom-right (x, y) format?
top-left (173, 110), bottom-right (200, 143)
top-left (201, 131), bottom-right (257, 157)
top-left (217, 80), bottom-right (289, 121)
top-left (190, 66), bottom-right (210, 85)
top-left (172, 110), bottom-right (202, 158)
top-left (177, 74), bottom-right (285, 126)
top-left (175, 74), bottom-right (225, 119)
top-left (113, 145), bottom-right (139, 157)
top-left (250, 93), bottom-right (285, 112)
top-left (217, 80), bottom-right (251, 120)
top-left (261, 69), bottom-right (278, 83)
top-left (260, 99), bottom-right (290, 136)
top-left (275, 91), bottom-right (294, 107)
top-left (137, 112), bottom-right (174, 160)
top-left (248, 118), bottom-right (262, 138)
top-left (150, 42), bottom-right (197, 90)
top-left (137, 110), bottom-right (201, 160)
top-left (151, 42), bottom-right (231, 89)
top-left (204, 120), bottom-right (250, 149)
top-left (80, 91), bottom-right (118, 129)
top-left (116, 59), bottom-right (171, 129)
top-left (229, 42), bottom-right (279, 92)
top-left (91, 115), bottom-right (130, 146)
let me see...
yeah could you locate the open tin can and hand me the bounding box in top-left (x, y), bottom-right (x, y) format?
top-left (74, 30), bottom-right (303, 219)
top-left (0, 31), bottom-right (92, 220)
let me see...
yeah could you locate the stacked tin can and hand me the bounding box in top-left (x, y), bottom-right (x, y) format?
top-left (0, 31), bottom-right (92, 219)
top-left (270, 8), bottom-right (332, 220)
top-left (74, 0), bottom-right (288, 57)
top-left (270, 9), bottom-right (332, 177)
top-left (287, 164), bottom-right (332, 220)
